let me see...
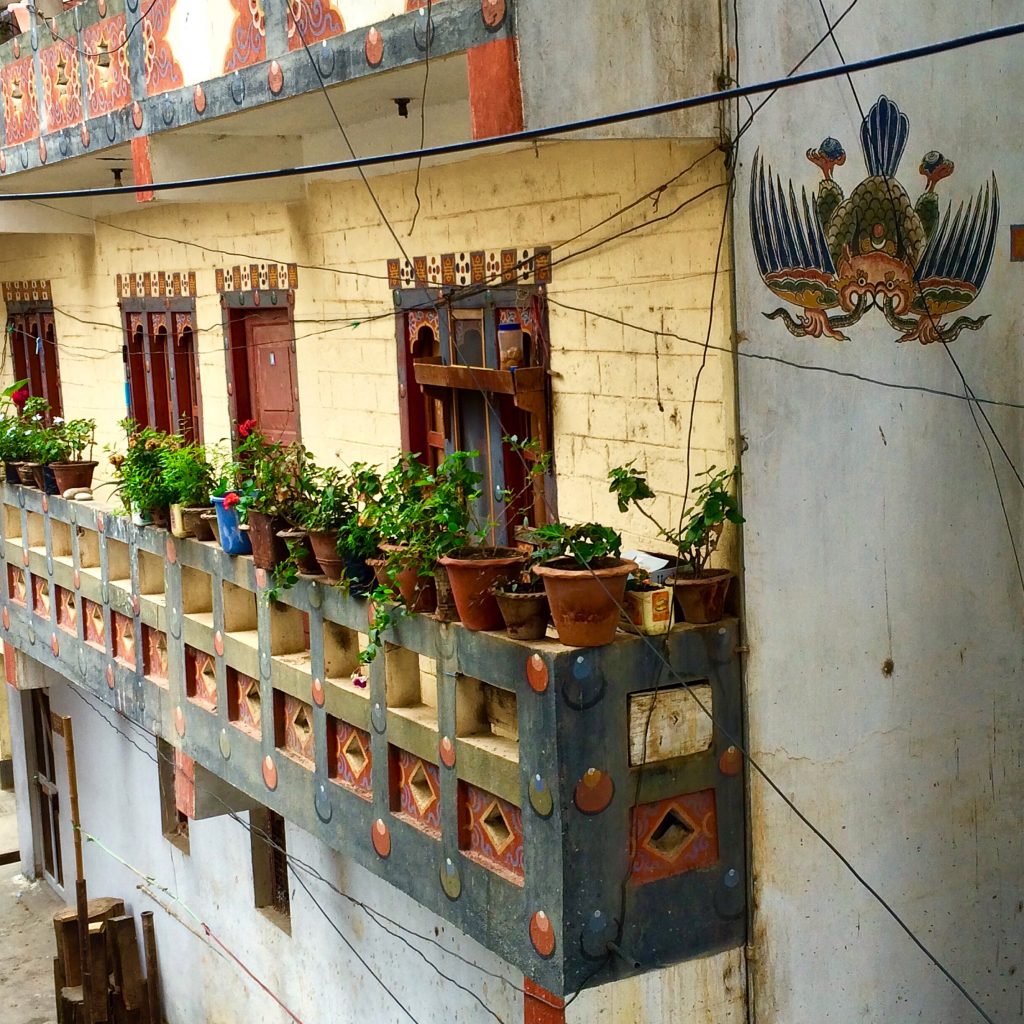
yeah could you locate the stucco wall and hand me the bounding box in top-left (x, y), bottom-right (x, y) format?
top-left (734, 2), bottom-right (1023, 1021)
top-left (0, 138), bottom-right (737, 559)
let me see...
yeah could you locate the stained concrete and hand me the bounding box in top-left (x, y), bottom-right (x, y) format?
top-left (0, 790), bottom-right (62, 1024)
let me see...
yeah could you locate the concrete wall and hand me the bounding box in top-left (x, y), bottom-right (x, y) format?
top-left (0, 138), bottom-right (738, 558)
top-left (733, 2), bottom-right (1023, 1021)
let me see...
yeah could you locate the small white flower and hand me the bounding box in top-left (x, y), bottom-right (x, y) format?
top-left (52, 417), bottom-right (64, 425)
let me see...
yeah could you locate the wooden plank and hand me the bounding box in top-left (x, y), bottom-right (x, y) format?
top-left (108, 916), bottom-right (146, 1012)
top-left (59, 986), bottom-right (85, 1024)
top-left (141, 912), bottom-right (160, 1024)
top-left (54, 898), bottom-right (125, 988)
top-left (413, 363), bottom-right (517, 395)
top-left (628, 684), bottom-right (715, 766)
top-left (87, 921), bottom-right (110, 1022)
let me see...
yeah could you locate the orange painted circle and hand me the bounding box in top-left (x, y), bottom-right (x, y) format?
top-left (262, 755), bottom-right (278, 791)
top-left (719, 746), bottom-right (743, 776)
top-left (41, 496), bottom-right (48, 513)
top-left (311, 678), bottom-right (325, 707)
top-left (371, 818), bottom-right (391, 858)
top-left (106, 664), bottom-right (115, 689)
top-left (214, 631), bottom-right (224, 657)
top-left (50, 633), bottom-right (59, 656)
top-left (21, 550), bottom-right (28, 567)
top-left (0, 152), bottom-right (6, 173)
top-left (73, 570), bottom-right (80, 589)
top-left (166, 538), bottom-right (177, 564)
top-left (529, 911), bottom-right (555, 958)
top-left (255, 568), bottom-right (267, 589)
top-left (132, 102), bottom-right (144, 130)
top-left (80, 124), bottom-right (90, 149)
top-left (439, 736), bottom-right (456, 768)
top-left (2, 608), bottom-right (9, 631)
top-left (574, 768), bottom-right (614, 814)
top-left (131, 595), bottom-right (140, 617)
top-left (481, 0), bottom-right (506, 27)
top-left (96, 513), bottom-right (104, 531)
top-left (38, 138), bottom-right (47, 164)
top-left (526, 653), bottom-right (548, 693)
top-left (365, 27), bottom-right (383, 66)
top-left (193, 84), bottom-right (206, 114)
top-left (173, 706), bottom-right (185, 735)
top-left (268, 61), bottom-right (284, 95)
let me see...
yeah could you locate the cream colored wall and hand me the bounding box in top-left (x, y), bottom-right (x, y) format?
top-left (0, 138), bottom-right (736, 562)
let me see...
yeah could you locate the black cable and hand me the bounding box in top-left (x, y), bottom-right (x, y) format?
top-left (1, 20), bottom-right (1021, 202)
top-left (408, 0), bottom-right (433, 236)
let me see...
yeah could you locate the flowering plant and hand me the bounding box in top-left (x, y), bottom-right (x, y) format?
top-left (222, 491), bottom-right (241, 511)
top-left (106, 420), bottom-right (178, 514)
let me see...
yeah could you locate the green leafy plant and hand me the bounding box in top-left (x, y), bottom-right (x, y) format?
top-left (37, 417), bottom-right (96, 464)
top-left (532, 522), bottom-right (622, 566)
top-left (608, 462), bottom-right (743, 575)
top-left (160, 443), bottom-right (215, 507)
top-left (106, 420), bottom-right (178, 514)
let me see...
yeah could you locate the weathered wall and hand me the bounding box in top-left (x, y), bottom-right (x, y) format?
top-left (0, 138), bottom-right (737, 558)
top-left (734, 2), bottom-right (1023, 1021)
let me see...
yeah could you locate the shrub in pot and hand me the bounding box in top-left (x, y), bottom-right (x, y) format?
top-left (0, 382), bottom-right (38, 484)
top-left (622, 570), bottom-right (674, 636)
top-left (161, 442), bottom-right (215, 540)
top-left (46, 416), bottom-right (98, 494)
top-left (608, 462), bottom-right (743, 624)
top-left (531, 523), bottom-right (636, 647)
top-left (106, 420), bottom-right (177, 526)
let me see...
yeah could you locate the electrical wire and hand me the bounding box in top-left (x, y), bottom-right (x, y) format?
top-left (32, 0), bottom-right (159, 61)
top-left (0, 20), bottom-right (1021, 202)
top-left (408, 0), bottom-right (433, 236)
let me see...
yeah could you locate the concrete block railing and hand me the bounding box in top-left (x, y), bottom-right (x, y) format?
top-left (0, 484), bottom-right (746, 994)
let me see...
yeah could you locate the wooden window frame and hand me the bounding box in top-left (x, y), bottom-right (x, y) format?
top-left (156, 737), bottom-right (190, 854)
top-left (250, 806), bottom-right (291, 933)
top-left (120, 297), bottom-right (203, 441)
top-left (6, 301), bottom-right (63, 417)
top-left (395, 287), bottom-right (555, 543)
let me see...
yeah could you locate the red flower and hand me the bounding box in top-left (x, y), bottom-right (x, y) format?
top-left (11, 386), bottom-right (29, 411)
top-left (238, 418), bottom-right (258, 439)
top-left (222, 492), bottom-right (240, 510)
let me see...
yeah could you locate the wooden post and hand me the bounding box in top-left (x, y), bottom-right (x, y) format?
top-left (141, 911), bottom-right (160, 1024)
top-left (63, 715), bottom-right (94, 1024)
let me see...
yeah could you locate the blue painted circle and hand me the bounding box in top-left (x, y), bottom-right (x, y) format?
top-left (317, 47), bottom-right (335, 78)
top-left (59, 135), bottom-right (70, 157)
top-left (230, 74), bottom-right (245, 105)
top-left (572, 654), bottom-right (591, 679)
top-left (314, 784), bottom-right (332, 823)
top-left (724, 867), bottom-right (740, 888)
top-left (162, 101), bottom-right (174, 126)
top-left (105, 114), bottom-right (117, 143)
top-left (371, 702), bottom-right (386, 733)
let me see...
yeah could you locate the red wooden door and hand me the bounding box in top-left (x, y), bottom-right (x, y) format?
top-left (244, 312), bottom-right (300, 444)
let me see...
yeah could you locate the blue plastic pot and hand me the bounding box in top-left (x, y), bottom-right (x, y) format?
top-left (212, 495), bottom-right (252, 556)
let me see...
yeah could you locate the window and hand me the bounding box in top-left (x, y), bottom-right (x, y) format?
top-left (7, 306), bottom-right (62, 416)
top-left (121, 302), bottom-right (202, 440)
top-left (396, 289), bottom-right (553, 544)
top-left (156, 738), bottom-right (190, 854)
top-left (250, 807), bottom-right (291, 931)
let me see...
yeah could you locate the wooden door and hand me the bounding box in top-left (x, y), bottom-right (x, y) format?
top-left (30, 690), bottom-right (63, 889)
top-left (244, 312), bottom-right (300, 444)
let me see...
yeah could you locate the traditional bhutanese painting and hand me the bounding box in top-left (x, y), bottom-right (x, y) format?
top-left (750, 95), bottom-right (999, 344)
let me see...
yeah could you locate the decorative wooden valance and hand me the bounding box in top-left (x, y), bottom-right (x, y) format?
top-left (387, 246), bottom-right (552, 290)
top-left (116, 271), bottom-right (197, 299)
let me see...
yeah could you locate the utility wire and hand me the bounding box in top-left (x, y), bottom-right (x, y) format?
top-left (0, 20), bottom-right (1021, 202)
top-left (408, 0), bottom-right (433, 235)
top-left (33, 0), bottom-right (159, 60)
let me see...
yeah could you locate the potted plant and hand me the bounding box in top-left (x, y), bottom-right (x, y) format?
top-left (106, 421), bottom-right (176, 526)
top-left (434, 450), bottom-right (526, 631)
top-left (14, 396), bottom-right (53, 488)
top-left (47, 416), bottom-right (98, 494)
top-left (622, 568), bottom-right (674, 636)
top-left (531, 523), bottom-right (636, 647)
top-left (162, 442), bottom-right (215, 540)
top-left (491, 572), bottom-right (550, 641)
top-left (608, 462), bottom-right (743, 624)
top-left (0, 381), bottom-right (33, 483)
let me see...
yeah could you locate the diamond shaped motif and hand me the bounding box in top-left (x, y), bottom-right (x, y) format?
top-left (342, 731), bottom-right (368, 779)
top-left (407, 759), bottom-right (437, 815)
top-left (643, 805), bottom-right (697, 863)
top-left (480, 801), bottom-right (514, 855)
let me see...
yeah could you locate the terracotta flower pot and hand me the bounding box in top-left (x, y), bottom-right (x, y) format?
top-left (247, 510), bottom-right (288, 570)
top-left (367, 554), bottom-right (437, 613)
top-left (278, 529), bottom-right (320, 575)
top-left (493, 587), bottom-right (550, 640)
top-left (30, 463), bottom-right (60, 494)
top-left (179, 506), bottom-right (214, 541)
top-left (667, 569), bottom-right (733, 624)
top-left (439, 547), bottom-right (527, 631)
top-left (309, 529), bottom-right (343, 582)
top-left (50, 460), bottom-right (97, 494)
top-left (149, 507), bottom-right (170, 530)
top-left (533, 557), bottom-right (637, 648)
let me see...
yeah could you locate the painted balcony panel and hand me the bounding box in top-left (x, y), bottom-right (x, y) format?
top-left (0, 485), bottom-right (746, 995)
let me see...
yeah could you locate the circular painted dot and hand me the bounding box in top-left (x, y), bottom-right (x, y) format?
top-left (96, 513), bottom-right (104, 531)
top-left (132, 102), bottom-right (143, 130)
top-left (219, 728), bottom-right (231, 759)
top-left (173, 706), bottom-right (185, 736)
top-left (526, 653), bottom-right (548, 693)
top-left (41, 495), bottom-right (48, 513)
top-left (311, 677), bottom-right (325, 707)
top-left (719, 746), bottom-right (743, 776)
top-left (38, 139), bottom-right (46, 164)
top-left (2, 608), bottom-right (9, 631)
top-left (481, 0), bottom-right (506, 27)
top-left (314, 783), bottom-right (332, 823)
top-left (214, 631), bottom-right (224, 656)
top-left (528, 773), bottom-right (553, 818)
top-left (73, 570), bottom-right (80, 589)
top-left (255, 568), bottom-right (267, 589)
top-left (365, 26), bottom-right (383, 66)
top-left (529, 911), bottom-right (556, 958)
top-left (262, 755), bottom-right (278, 790)
top-left (574, 768), bottom-right (614, 815)
top-left (50, 633), bottom-right (59, 656)
top-left (21, 550), bottom-right (29, 567)
top-left (440, 857), bottom-right (461, 899)
top-left (724, 867), bottom-right (740, 888)
top-left (268, 60), bottom-right (284, 94)
top-left (439, 736), bottom-right (455, 768)
top-left (80, 124), bottom-right (90, 148)
top-left (0, 152), bottom-right (6, 173)
top-left (166, 538), bottom-right (177, 564)
top-left (371, 818), bottom-right (391, 858)
top-left (572, 654), bottom-right (591, 679)
top-left (194, 84), bottom-right (206, 114)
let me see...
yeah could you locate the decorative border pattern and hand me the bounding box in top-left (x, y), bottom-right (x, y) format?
top-left (40, 40), bottom-right (83, 132)
top-left (142, 0), bottom-right (184, 96)
top-left (116, 271), bottom-right (197, 299)
top-left (3, 280), bottom-right (52, 303)
top-left (224, 0), bottom-right (267, 73)
top-left (83, 15), bottom-right (131, 115)
top-left (1, 56), bottom-right (40, 144)
top-left (215, 263), bottom-right (298, 292)
top-left (387, 246), bottom-right (552, 290)
top-left (629, 789), bottom-right (719, 885)
top-left (287, 0), bottom-right (344, 51)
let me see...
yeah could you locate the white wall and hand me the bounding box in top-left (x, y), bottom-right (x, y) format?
top-left (734, 2), bottom-right (1023, 1022)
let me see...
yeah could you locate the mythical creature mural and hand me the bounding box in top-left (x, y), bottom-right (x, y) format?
top-left (750, 95), bottom-right (999, 344)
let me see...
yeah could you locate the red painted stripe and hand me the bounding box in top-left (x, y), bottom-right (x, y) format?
top-left (524, 978), bottom-right (565, 1024)
top-left (467, 37), bottom-right (524, 140)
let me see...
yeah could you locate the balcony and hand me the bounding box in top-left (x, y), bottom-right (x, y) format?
top-left (0, 482), bottom-right (745, 994)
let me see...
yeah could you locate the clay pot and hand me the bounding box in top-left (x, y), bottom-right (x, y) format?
top-left (367, 554), bottom-right (437, 613)
top-left (309, 529), bottom-right (343, 582)
top-left (201, 511), bottom-right (221, 545)
top-left (149, 507), bottom-right (170, 530)
top-left (439, 547), bottom-right (526, 631)
top-left (433, 565), bottom-right (460, 623)
top-left (278, 529), bottom-right (320, 575)
top-left (667, 569), bottom-right (732, 624)
top-left (493, 586), bottom-right (549, 641)
top-left (30, 463), bottom-right (60, 494)
top-left (50, 460), bottom-right (97, 494)
top-left (182, 507), bottom-right (215, 541)
top-left (533, 557), bottom-right (637, 648)
top-left (247, 510), bottom-right (287, 570)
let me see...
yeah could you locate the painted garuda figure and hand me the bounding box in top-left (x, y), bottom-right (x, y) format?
top-left (750, 95), bottom-right (998, 343)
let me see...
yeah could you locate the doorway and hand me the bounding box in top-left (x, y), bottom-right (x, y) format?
top-left (29, 690), bottom-right (63, 890)
top-left (227, 308), bottom-right (301, 444)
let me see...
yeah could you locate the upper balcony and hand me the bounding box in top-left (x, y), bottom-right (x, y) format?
top-left (0, 0), bottom-right (521, 207)
top-left (0, 481), bottom-right (746, 996)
